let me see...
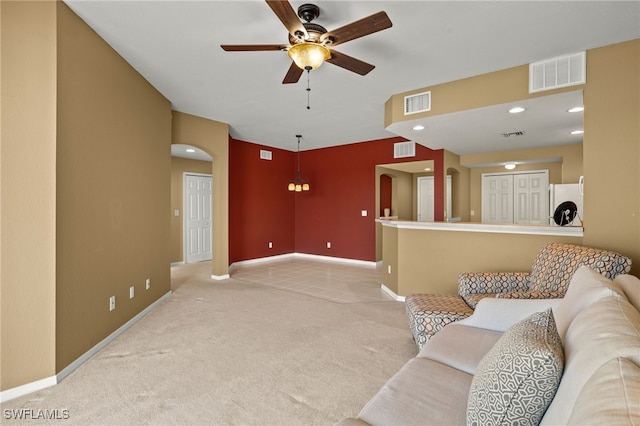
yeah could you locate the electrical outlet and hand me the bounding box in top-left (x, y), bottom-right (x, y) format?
top-left (327, 242), bottom-right (331, 249)
top-left (129, 286), bottom-right (135, 299)
top-left (268, 242), bottom-right (273, 249)
top-left (361, 210), bottom-right (367, 216)
top-left (109, 296), bottom-right (116, 311)
top-left (387, 265), bottom-right (392, 274)
top-left (145, 278), bottom-right (151, 290)
top-left (471, 210), bottom-right (475, 216)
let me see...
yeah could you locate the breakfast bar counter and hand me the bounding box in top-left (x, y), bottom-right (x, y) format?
top-left (376, 219), bottom-right (584, 299)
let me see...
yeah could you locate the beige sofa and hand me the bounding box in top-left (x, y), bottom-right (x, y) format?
top-left (338, 267), bottom-right (640, 425)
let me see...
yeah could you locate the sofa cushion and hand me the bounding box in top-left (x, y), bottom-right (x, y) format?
top-left (418, 323), bottom-right (502, 375)
top-left (553, 266), bottom-right (623, 340)
top-left (614, 274), bottom-right (640, 312)
top-left (541, 294), bottom-right (640, 425)
top-left (458, 298), bottom-right (563, 333)
top-left (567, 357), bottom-right (640, 425)
top-left (357, 358), bottom-right (471, 426)
top-left (467, 308), bottom-right (564, 426)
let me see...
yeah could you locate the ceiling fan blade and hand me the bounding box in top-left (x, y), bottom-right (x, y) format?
top-left (326, 50), bottom-right (375, 76)
top-left (282, 61), bottom-right (304, 84)
top-left (265, 0), bottom-right (308, 40)
top-left (322, 11), bottom-right (392, 47)
top-left (221, 44), bottom-right (287, 52)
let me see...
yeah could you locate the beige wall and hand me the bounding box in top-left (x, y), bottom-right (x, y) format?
top-left (381, 226), bottom-right (583, 296)
top-left (55, 2), bottom-right (172, 371)
top-left (171, 112), bottom-right (229, 278)
top-left (582, 40), bottom-right (639, 274)
top-left (381, 40), bottom-right (639, 294)
top-left (1, 0), bottom-right (58, 391)
top-left (461, 144), bottom-right (582, 223)
top-left (170, 157), bottom-right (212, 263)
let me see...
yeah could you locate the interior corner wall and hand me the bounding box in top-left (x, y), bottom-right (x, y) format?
top-left (229, 138), bottom-right (295, 263)
top-left (1, 0), bottom-right (57, 391)
top-left (56, 2), bottom-right (172, 371)
top-left (171, 111), bottom-right (229, 277)
top-left (583, 39), bottom-right (640, 275)
top-left (295, 137), bottom-right (444, 262)
top-left (170, 157), bottom-right (213, 264)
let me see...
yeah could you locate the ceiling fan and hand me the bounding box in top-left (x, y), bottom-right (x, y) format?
top-left (221, 1), bottom-right (392, 84)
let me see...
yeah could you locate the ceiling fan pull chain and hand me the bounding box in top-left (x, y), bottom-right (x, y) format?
top-left (306, 66), bottom-right (311, 110)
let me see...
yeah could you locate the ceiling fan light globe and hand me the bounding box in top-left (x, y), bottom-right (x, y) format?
top-left (295, 184), bottom-right (303, 192)
top-left (288, 182), bottom-right (296, 191)
top-left (302, 183), bottom-right (310, 191)
top-left (288, 42), bottom-right (330, 70)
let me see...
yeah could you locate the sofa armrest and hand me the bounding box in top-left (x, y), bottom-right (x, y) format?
top-left (458, 272), bottom-right (531, 308)
top-left (496, 290), bottom-right (565, 300)
top-left (456, 297), bottom-right (563, 333)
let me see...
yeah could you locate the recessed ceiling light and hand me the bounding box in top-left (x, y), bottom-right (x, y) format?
top-left (186, 148), bottom-right (196, 153)
top-left (508, 107), bottom-right (526, 114)
top-left (504, 163), bottom-right (516, 170)
top-left (571, 130), bottom-right (584, 135)
top-left (424, 167), bottom-right (431, 171)
top-left (413, 125), bottom-right (425, 131)
top-left (567, 106), bottom-right (584, 113)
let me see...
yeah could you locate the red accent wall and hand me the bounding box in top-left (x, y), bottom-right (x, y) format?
top-left (295, 137), bottom-right (444, 262)
top-left (229, 136), bottom-right (444, 263)
top-left (229, 137), bottom-right (295, 263)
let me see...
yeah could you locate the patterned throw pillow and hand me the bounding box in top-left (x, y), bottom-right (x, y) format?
top-left (466, 308), bottom-right (564, 426)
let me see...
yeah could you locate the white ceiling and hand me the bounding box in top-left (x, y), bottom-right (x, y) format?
top-left (63, 1), bottom-right (639, 154)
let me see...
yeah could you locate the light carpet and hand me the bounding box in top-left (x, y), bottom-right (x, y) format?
top-left (2, 259), bottom-right (416, 425)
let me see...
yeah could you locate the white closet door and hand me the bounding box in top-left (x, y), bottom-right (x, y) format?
top-left (483, 171), bottom-right (548, 224)
top-left (482, 175), bottom-right (513, 223)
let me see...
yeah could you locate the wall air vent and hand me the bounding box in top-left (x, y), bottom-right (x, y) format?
top-left (394, 141), bottom-right (416, 158)
top-left (502, 131), bottom-right (526, 138)
top-left (529, 51), bottom-right (586, 93)
top-left (404, 91), bottom-right (431, 115)
top-left (259, 149), bottom-right (272, 160)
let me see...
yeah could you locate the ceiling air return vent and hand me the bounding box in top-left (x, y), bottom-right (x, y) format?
top-left (529, 52), bottom-right (586, 93)
top-left (502, 131), bottom-right (526, 138)
top-left (394, 141), bottom-right (416, 158)
top-left (404, 91), bottom-right (431, 115)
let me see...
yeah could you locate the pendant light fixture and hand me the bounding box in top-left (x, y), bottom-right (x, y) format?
top-left (288, 135), bottom-right (310, 192)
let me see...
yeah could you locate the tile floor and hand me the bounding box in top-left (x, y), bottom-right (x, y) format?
top-left (229, 256), bottom-right (394, 303)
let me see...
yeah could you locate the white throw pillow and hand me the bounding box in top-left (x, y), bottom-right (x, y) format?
top-left (467, 308), bottom-right (564, 426)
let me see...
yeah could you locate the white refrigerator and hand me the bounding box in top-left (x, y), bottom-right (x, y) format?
top-left (549, 177), bottom-right (584, 226)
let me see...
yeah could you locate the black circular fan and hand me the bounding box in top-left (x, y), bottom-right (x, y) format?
top-left (553, 201), bottom-right (578, 226)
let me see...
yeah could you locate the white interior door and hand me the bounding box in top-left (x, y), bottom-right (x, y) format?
top-left (417, 177), bottom-right (434, 221)
top-left (482, 171), bottom-right (548, 224)
top-left (184, 174), bottom-right (212, 263)
top-left (417, 176), bottom-right (452, 221)
top-left (482, 175), bottom-right (514, 223)
top-left (513, 172), bottom-right (549, 224)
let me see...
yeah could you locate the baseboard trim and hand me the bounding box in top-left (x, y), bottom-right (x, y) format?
top-left (56, 291), bottom-right (172, 385)
top-left (0, 376), bottom-right (57, 403)
top-left (171, 261), bottom-right (185, 267)
top-left (381, 284), bottom-right (405, 302)
top-left (0, 292), bottom-right (172, 403)
top-left (211, 274), bottom-right (230, 280)
top-left (229, 253), bottom-right (376, 270)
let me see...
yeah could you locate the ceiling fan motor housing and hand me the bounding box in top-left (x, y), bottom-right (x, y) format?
top-left (297, 3), bottom-right (320, 22)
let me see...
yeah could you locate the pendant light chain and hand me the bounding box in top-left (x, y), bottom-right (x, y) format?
top-left (305, 66), bottom-right (311, 110)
